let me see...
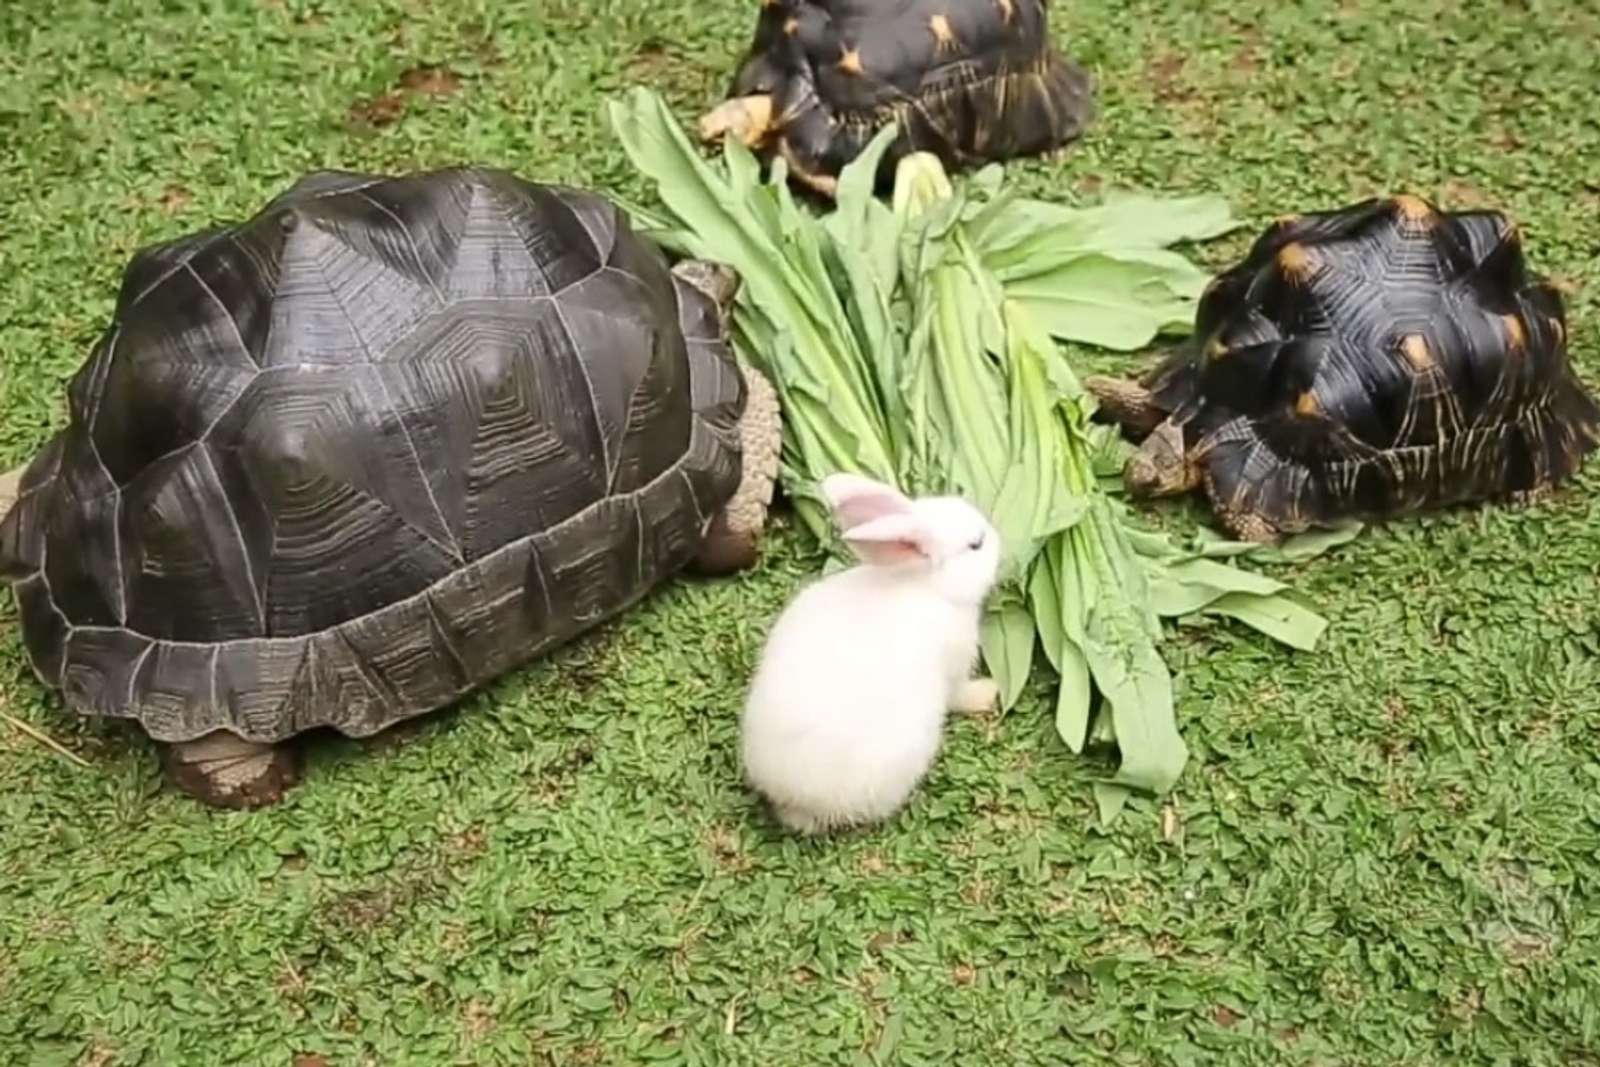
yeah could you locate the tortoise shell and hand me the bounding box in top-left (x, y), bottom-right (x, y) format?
top-left (1092, 195), bottom-right (1600, 540)
top-left (0, 167), bottom-right (746, 744)
top-left (701, 0), bottom-right (1094, 193)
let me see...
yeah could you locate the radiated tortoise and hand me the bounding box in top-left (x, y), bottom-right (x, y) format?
top-left (1085, 195), bottom-right (1600, 541)
top-left (698, 0), bottom-right (1095, 195)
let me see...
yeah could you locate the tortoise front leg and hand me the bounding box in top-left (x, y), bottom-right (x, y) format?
top-left (691, 363), bottom-right (783, 576)
top-left (160, 731), bottom-right (301, 810)
top-left (1201, 469), bottom-right (1284, 545)
top-left (1212, 505), bottom-right (1283, 545)
top-left (1083, 375), bottom-right (1170, 437)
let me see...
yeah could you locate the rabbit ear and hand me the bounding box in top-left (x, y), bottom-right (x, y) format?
top-left (839, 512), bottom-right (937, 567)
top-left (820, 473), bottom-right (914, 533)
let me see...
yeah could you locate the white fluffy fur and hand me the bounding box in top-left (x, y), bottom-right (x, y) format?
top-left (739, 473), bottom-right (1002, 835)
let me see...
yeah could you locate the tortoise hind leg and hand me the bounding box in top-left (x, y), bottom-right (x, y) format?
top-left (1016, 53), bottom-right (1096, 160)
top-left (0, 464), bottom-right (21, 521)
top-left (1509, 484), bottom-right (1555, 508)
top-left (6, 462), bottom-right (302, 809)
top-left (691, 363), bottom-right (783, 576)
top-left (1505, 374), bottom-right (1600, 509)
top-left (160, 731), bottom-right (301, 810)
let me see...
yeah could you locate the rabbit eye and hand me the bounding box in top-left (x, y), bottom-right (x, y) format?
top-left (968, 532), bottom-right (985, 551)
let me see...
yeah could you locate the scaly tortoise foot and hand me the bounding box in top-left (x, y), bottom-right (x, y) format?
top-left (160, 731), bottom-right (301, 810)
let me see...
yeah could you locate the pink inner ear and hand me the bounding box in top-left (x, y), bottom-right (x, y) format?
top-left (820, 473), bottom-right (914, 533)
top-left (840, 513), bottom-right (935, 568)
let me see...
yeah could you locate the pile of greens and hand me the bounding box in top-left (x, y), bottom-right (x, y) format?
top-left (609, 88), bottom-right (1336, 820)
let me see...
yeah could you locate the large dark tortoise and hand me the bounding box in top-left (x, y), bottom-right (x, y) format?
top-left (698, 0), bottom-right (1095, 195)
top-left (0, 166), bottom-right (782, 808)
top-left (1086, 195), bottom-right (1600, 541)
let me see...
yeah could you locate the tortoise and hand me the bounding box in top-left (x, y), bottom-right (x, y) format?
top-left (1085, 194), bottom-right (1600, 542)
top-left (697, 0), bottom-right (1095, 196)
top-left (0, 165), bottom-right (783, 808)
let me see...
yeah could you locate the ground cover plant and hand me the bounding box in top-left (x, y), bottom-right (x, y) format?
top-left (2, 1), bottom-right (1598, 1065)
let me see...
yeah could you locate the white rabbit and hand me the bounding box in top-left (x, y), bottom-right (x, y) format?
top-left (738, 472), bottom-right (1003, 835)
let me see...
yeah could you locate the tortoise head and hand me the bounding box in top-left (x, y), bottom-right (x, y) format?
top-left (1124, 420), bottom-right (1197, 499)
top-left (696, 93), bottom-right (775, 150)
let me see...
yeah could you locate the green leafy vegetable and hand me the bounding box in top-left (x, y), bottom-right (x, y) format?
top-left (608, 87), bottom-right (1341, 819)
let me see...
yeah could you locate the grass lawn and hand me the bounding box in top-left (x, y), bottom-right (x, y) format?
top-left (3, 0), bottom-right (1599, 1063)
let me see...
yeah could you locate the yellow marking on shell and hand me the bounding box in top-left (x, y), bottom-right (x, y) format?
top-left (1277, 242), bottom-right (1315, 282)
top-left (1401, 333), bottom-right (1433, 370)
top-left (928, 13), bottom-right (959, 51)
top-left (1501, 313), bottom-right (1526, 352)
top-left (837, 47), bottom-right (864, 75)
top-left (783, 16), bottom-right (799, 34)
top-left (1294, 390), bottom-right (1321, 418)
top-left (1205, 336), bottom-right (1229, 361)
top-left (995, 0), bottom-right (1015, 22)
top-left (1393, 194), bottom-right (1433, 226)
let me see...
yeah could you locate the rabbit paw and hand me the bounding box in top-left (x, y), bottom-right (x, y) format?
top-left (773, 803), bottom-right (831, 836)
top-left (952, 678), bottom-right (1000, 714)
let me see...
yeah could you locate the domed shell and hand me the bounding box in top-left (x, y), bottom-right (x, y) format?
top-left (711, 0), bottom-right (1094, 190)
top-left (0, 167), bottom-right (745, 743)
top-left (1147, 195), bottom-right (1600, 536)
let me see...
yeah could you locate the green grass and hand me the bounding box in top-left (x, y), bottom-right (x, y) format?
top-left (3, 0), bottom-right (1600, 1064)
